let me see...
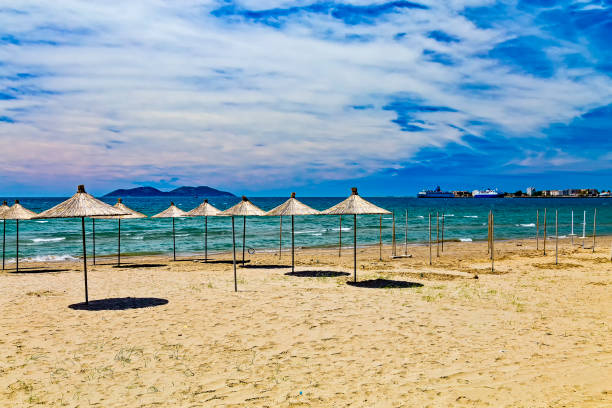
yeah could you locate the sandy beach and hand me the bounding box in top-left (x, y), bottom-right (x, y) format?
top-left (0, 236), bottom-right (610, 407)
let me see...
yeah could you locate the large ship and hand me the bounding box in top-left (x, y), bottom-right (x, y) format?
top-left (418, 186), bottom-right (454, 198)
top-left (472, 188), bottom-right (504, 198)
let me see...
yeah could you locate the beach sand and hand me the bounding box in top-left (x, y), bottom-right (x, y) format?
top-left (0, 237), bottom-right (610, 407)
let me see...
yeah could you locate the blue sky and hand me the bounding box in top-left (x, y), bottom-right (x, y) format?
top-left (0, 0), bottom-right (611, 196)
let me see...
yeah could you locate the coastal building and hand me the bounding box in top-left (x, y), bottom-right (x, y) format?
top-left (526, 187), bottom-right (535, 196)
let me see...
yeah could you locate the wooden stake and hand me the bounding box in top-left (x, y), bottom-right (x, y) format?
top-left (592, 208), bottom-right (597, 253)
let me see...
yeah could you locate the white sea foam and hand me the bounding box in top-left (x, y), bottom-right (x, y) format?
top-left (464, 215), bottom-right (478, 218)
top-left (35, 220), bottom-right (48, 223)
top-left (31, 237), bottom-right (65, 243)
top-left (444, 214), bottom-right (455, 217)
top-left (459, 238), bottom-right (473, 242)
top-left (517, 223), bottom-right (535, 227)
top-left (311, 233), bottom-right (323, 236)
top-left (417, 215), bottom-right (424, 219)
top-left (6, 254), bottom-right (78, 263)
top-left (330, 227), bottom-right (351, 232)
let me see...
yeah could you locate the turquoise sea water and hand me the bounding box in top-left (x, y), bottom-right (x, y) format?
top-left (0, 196), bottom-right (610, 263)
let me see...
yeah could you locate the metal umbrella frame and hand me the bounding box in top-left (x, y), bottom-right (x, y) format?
top-left (219, 196), bottom-right (266, 291)
top-left (34, 185), bottom-right (129, 304)
top-left (95, 198), bottom-right (147, 266)
top-left (265, 193), bottom-right (321, 273)
top-left (185, 199), bottom-right (221, 262)
top-left (1, 200), bottom-right (37, 272)
top-left (322, 188), bottom-right (391, 282)
top-left (152, 202), bottom-right (187, 261)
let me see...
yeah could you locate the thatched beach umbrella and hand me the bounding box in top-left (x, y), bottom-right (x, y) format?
top-left (95, 198), bottom-right (147, 266)
top-left (2, 200), bottom-right (37, 272)
top-left (186, 199), bottom-right (221, 262)
top-left (322, 188), bottom-right (391, 282)
top-left (35, 185), bottom-right (128, 304)
top-left (152, 202), bottom-right (187, 261)
top-left (265, 193), bottom-right (320, 273)
top-left (1, 200), bottom-right (9, 270)
top-left (219, 196), bottom-right (265, 291)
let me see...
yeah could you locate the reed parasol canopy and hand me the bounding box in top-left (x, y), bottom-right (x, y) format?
top-left (186, 199), bottom-right (222, 262)
top-left (265, 193), bottom-right (320, 273)
top-left (34, 185), bottom-right (130, 305)
top-left (152, 202), bottom-right (187, 261)
top-left (1, 200), bottom-right (10, 270)
top-left (219, 196), bottom-right (265, 292)
top-left (322, 188), bottom-right (391, 282)
top-left (95, 198), bottom-right (147, 266)
top-left (2, 200), bottom-right (38, 273)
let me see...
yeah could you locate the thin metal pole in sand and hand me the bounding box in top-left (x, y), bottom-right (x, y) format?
top-left (592, 208), bottom-right (597, 253)
top-left (92, 218), bottom-right (96, 265)
top-left (428, 213), bottom-right (432, 265)
top-left (392, 211), bottom-right (396, 257)
top-left (536, 210), bottom-right (539, 250)
top-left (232, 216), bottom-right (237, 292)
top-left (441, 213), bottom-right (445, 253)
top-left (436, 212), bottom-right (439, 258)
top-left (489, 210), bottom-right (493, 260)
top-left (353, 214), bottom-right (357, 283)
top-left (291, 215), bottom-right (295, 273)
top-left (543, 208), bottom-right (547, 256)
top-left (279, 215), bottom-right (282, 259)
top-left (242, 216), bottom-right (246, 265)
top-left (555, 210), bottom-right (558, 265)
top-left (2, 219), bottom-right (5, 270)
top-left (491, 212), bottom-right (494, 273)
top-left (82, 217), bottom-right (89, 304)
top-left (16, 220), bottom-right (19, 273)
top-left (204, 216), bottom-right (208, 262)
top-left (583, 210), bottom-right (587, 247)
top-left (379, 215), bottom-right (382, 261)
top-left (404, 209), bottom-right (408, 256)
top-left (338, 215), bottom-right (342, 257)
top-left (487, 211), bottom-right (491, 256)
top-left (172, 217), bottom-right (176, 261)
top-left (117, 219), bottom-right (121, 266)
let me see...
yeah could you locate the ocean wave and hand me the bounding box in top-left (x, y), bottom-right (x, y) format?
top-left (417, 216), bottom-right (424, 219)
top-left (7, 254), bottom-right (78, 263)
top-left (31, 237), bottom-right (65, 243)
top-left (459, 238), bottom-right (473, 242)
top-left (35, 220), bottom-right (48, 223)
top-left (464, 215), bottom-right (478, 218)
top-left (330, 227), bottom-right (351, 232)
top-left (517, 223), bottom-right (535, 227)
top-left (444, 214), bottom-right (455, 217)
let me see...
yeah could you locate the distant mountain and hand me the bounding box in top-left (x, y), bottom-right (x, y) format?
top-left (103, 186), bottom-right (236, 198)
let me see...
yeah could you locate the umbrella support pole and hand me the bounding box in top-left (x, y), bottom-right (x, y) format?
top-left (436, 212), bottom-right (439, 258)
top-left (232, 217), bottom-right (237, 292)
top-left (172, 217), bottom-right (176, 261)
top-left (536, 210), bottom-right (539, 250)
top-left (92, 218), bottom-right (96, 265)
top-left (405, 209), bottom-right (408, 256)
top-left (2, 220), bottom-right (5, 270)
top-left (205, 216), bottom-right (208, 262)
top-left (428, 213), bottom-right (432, 265)
top-left (279, 216), bottom-right (282, 258)
top-left (82, 217), bottom-right (89, 305)
top-left (292, 215), bottom-right (295, 273)
top-left (339, 216), bottom-right (342, 257)
top-left (379, 215), bottom-right (382, 261)
top-left (242, 216), bottom-right (246, 266)
top-left (16, 220), bottom-right (19, 273)
top-left (353, 214), bottom-right (357, 282)
top-left (555, 210), bottom-right (559, 265)
top-left (117, 219), bottom-right (121, 267)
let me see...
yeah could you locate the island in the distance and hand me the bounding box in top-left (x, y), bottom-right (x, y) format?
top-left (103, 186), bottom-right (236, 198)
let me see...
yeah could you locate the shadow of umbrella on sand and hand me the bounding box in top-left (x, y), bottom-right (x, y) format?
top-left (2, 200), bottom-right (37, 273)
top-left (219, 196), bottom-right (265, 291)
top-left (322, 188), bottom-right (391, 283)
top-left (1, 200), bottom-right (9, 270)
top-left (265, 193), bottom-right (320, 273)
top-left (152, 202), bottom-right (187, 261)
top-left (186, 199), bottom-right (221, 262)
top-left (35, 185), bottom-right (129, 304)
top-left (95, 198), bottom-right (147, 266)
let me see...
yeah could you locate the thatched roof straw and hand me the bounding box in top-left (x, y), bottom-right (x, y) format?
top-left (322, 188), bottom-right (391, 215)
top-left (151, 202), bottom-right (187, 218)
top-left (0, 201), bottom-right (9, 219)
top-left (265, 193), bottom-right (321, 216)
top-left (2, 200), bottom-right (38, 220)
top-left (186, 199), bottom-right (222, 217)
top-left (95, 198), bottom-right (147, 219)
top-left (36, 185), bottom-right (129, 219)
top-left (219, 196), bottom-right (266, 216)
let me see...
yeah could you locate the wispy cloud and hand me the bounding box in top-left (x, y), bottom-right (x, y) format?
top-left (0, 0), bottom-right (611, 195)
